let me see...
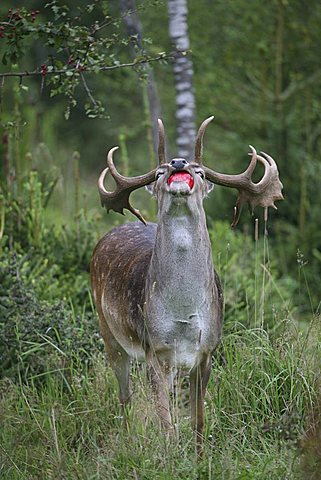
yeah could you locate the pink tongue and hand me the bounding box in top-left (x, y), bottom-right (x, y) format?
top-left (168, 172), bottom-right (194, 189)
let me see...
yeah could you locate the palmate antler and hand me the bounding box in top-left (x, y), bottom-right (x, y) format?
top-left (98, 121), bottom-right (168, 224)
top-left (98, 117), bottom-right (284, 226)
top-left (98, 147), bottom-right (156, 225)
top-left (204, 147), bottom-right (284, 227)
top-left (204, 148), bottom-right (284, 228)
top-left (194, 117), bottom-right (283, 227)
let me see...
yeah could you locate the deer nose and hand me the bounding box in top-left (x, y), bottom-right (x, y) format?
top-left (170, 159), bottom-right (188, 170)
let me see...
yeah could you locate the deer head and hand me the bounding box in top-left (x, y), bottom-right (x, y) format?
top-left (98, 116), bottom-right (284, 227)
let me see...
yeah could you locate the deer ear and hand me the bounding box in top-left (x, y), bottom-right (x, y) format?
top-left (206, 181), bottom-right (214, 195)
top-left (145, 183), bottom-right (155, 195)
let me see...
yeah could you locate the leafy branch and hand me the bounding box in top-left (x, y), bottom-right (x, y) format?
top-left (0, 1), bottom-right (170, 119)
top-left (0, 53), bottom-right (172, 79)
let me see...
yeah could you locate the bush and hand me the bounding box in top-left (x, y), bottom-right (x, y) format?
top-left (0, 251), bottom-right (103, 382)
top-left (0, 170), bottom-right (103, 382)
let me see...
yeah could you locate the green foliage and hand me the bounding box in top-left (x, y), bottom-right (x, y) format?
top-left (0, 252), bottom-right (102, 381)
top-left (3, 170), bottom-right (53, 251)
top-left (0, 166), bottom-right (103, 382)
top-left (1, 166), bottom-right (98, 300)
top-left (210, 221), bottom-right (297, 329)
top-left (0, 1), bottom-right (168, 119)
top-left (1, 7), bottom-right (38, 65)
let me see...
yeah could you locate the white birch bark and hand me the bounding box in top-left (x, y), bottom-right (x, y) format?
top-left (167, 0), bottom-right (195, 160)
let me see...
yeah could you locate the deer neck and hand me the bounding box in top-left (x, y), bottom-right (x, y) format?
top-left (147, 195), bottom-right (214, 307)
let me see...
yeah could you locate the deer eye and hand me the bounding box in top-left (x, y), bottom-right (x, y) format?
top-left (196, 171), bottom-right (205, 179)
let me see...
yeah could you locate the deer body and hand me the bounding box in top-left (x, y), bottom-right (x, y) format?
top-left (92, 215), bottom-right (222, 368)
top-left (91, 116), bottom-right (283, 455)
top-left (91, 168), bottom-right (223, 448)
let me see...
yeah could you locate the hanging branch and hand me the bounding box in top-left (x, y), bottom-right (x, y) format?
top-left (0, 53), bottom-right (172, 80)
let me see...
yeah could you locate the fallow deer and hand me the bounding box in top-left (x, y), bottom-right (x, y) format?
top-left (90, 116), bottom-right (283, 454)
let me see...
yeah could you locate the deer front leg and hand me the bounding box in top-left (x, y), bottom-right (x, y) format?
top-left (190, 354), bottom-right (212, 457)
top-left (147, 351), bottom-right (173, 433)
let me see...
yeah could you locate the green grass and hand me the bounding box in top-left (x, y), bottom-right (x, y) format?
top-left (1, 318), bottom-right (319, 479)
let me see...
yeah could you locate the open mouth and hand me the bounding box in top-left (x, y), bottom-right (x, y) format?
top-left (167, 171), bottom-right (194, 190)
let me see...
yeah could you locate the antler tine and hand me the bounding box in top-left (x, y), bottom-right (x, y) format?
top-left (260, 150), bottom-right (278, 168)
top-left (259, 151), bottom-right (284, 191)
top-left (203, 145), bottom-right (283, 228)
top-left (194, 116), bottom-right (215, 164)
top-left (158, 119), bottom-right (166, 165)
top-left (255, 152), bottom-right (284, 202)
top-left (246, 145), bottom-right (258, 177)
top-left (243, 147), bottom-right (277, 192)
top-left (237, 145), bottom-right (272, 186)
top-left (98, 146), bottom-right (157, 225)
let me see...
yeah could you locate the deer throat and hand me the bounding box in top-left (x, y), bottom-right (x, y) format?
top-left (148, 216), bottom-right (214, 307)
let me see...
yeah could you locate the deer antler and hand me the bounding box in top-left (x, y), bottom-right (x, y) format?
top-left (98, 118), bottom-right (283, 228)
top-left (98, 146), bottom-right (156, 224)
top-left (158, 119), bottom-right (166, 165)
top-left (203, 146), bottom-right (284, 228)
top-left (194, 115), bottom-right (214, 164)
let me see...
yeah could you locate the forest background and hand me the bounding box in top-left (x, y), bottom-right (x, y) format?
top-left (0, 1), bottom-right (321, 479)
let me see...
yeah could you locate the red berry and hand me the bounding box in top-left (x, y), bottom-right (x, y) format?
top-left (41, 64), bottom-right (48, 76)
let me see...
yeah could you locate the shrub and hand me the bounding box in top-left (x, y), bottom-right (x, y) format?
top-left (0, 170), bottom-right (103, 382)
top-left (0, 251), bottom-right (103, 382)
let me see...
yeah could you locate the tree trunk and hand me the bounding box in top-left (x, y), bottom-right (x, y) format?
top-left (167, 0), bottom-right (195, 160)
top-left (120, 0), bottom-right (161, 162)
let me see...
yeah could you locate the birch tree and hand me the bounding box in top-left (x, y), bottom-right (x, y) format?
top-left (167, 0), bottom-right (195, 160)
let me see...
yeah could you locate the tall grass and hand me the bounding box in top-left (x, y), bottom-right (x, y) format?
top-left (1, 319), bottom-right (319, 479)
